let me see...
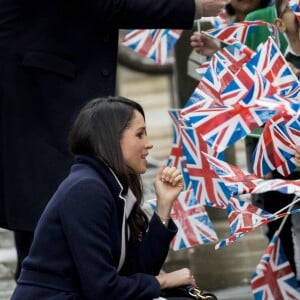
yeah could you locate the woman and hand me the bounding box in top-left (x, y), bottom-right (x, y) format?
top-left (0, 0), bottom-right (228, 281)
top-left (11, 96), bottom-right (197, 299)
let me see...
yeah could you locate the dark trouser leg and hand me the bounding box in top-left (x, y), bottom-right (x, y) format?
top-left (258, 191), bottom-right (296, 275)
top-left (13, 230), bottom-right (34, 281)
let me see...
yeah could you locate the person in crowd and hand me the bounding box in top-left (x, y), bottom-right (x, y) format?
top-left (190, 0), bottom-right (271, 56)
top-left (293, 145), bottom-right (300, 284)
top-left (275, 0), bottom-right (300, 71)
top-left (0, 0), bottom-right (228, 280)
top-left (272, 0), bottom-right (300, 282)
top-left (190, 0), bottom-right (300, 280)
top-left (246, 0), bottom-right (300, 278)
top-left (245, 1), bottom-right (288, 53)
top-left (11, 96), bottom-right (199, 299)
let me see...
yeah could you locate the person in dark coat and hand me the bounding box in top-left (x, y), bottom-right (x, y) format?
top-left (0, 0), bottom-right (228, 279)
top-left (11, 96), bottom-right (197, 300)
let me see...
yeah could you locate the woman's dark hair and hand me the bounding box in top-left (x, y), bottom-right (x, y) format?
top-left (225, 0), bottom-right (272, 16)
top-left (69, 96), bottom-right (149, 242)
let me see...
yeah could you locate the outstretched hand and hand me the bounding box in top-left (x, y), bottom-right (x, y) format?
top-left (198, 0), bottom-right (229, 17)
top-left (190, 32), bottom-right (220, 57)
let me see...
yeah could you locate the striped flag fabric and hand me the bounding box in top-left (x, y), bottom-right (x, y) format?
top-left (180, 125), bottom-right (230, 208)
top-left (146, 186), bottom-right (219, 250)
top-left (203, 21), bottom-right (278, 45)
top-left (252, 112), bottom-right (300, 177)
top-left (251, 235), bottom-right (300, 299)
top-left (170, 187), bottom-right (219, 250)
top-left (122, 29), bottom-right (182, 64)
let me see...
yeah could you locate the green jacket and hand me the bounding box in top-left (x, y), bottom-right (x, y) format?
top-left (244, 7), bottom-right (300, 172)
top-left (245, 5), bottom-right (287, 53)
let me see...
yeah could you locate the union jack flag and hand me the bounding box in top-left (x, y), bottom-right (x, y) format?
top-left (122, 29), bottom-right (182, 64)
top-left (251, 235), bottom-right (300, 299)
top-left (203, 21), bottom-right (278, 45)
top-left (166, 109), bottom-right (191, 188)
top-left (182, 86), bottom-right (215, 115)
top-left (202, 151), bottom-right (300, 197)
top-left (180, 126), bottom-right (230, 208)
top-left (192, 57), bottom-right (224, 104)
top-left (252, 179), bottom-right (300, 196)
top-left (216, 197), bottom-right (300, 249)
top-left (253, 112), bottom-right (300, 177)
top-left (166, 109), bottom-right (184, 169)
top-left (146, 187), bottom-right (219, 250)
top-left (182, 101), bottom-right (279, 155)
top-left (203, 152), bottom-right (264, 196)
top-left (195, 40), bottom-right (254, 78)
top-left (252, 37), bottom-right (300, 97)
top-left (215, 39), bottom-right (255, 71)
top-left (170, 187), bottom-right (219, 250)
top-left (223, 41), bottom-right (294, 107)
top-left (226, 197), bottom-right (272, 236)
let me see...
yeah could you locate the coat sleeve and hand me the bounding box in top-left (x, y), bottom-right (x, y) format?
top-left (120, 213), bottom-right (177, 275)
top-left (95, 0), bottom-right (195, 29)
top-left (60, 179), bottom-right (161, 300)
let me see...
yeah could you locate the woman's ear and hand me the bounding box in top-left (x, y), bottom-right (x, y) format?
top-left (274, 17), bottom-right (286, 32)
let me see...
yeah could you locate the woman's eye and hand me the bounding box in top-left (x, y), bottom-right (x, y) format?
top-left (137, 132), bottom-right (145, 138)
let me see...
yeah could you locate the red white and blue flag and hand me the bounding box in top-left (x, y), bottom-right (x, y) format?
top-left (203, 152), bottom-right (264, 196)
top-left (216, 197), bottom-right (300, 249)
top-left (166, 109), bottom-right (184, 169)
top-left (170, 187), bottom-right (219, 250)
top-left (252, 179), bottom-right (300, 196)
top-left (166, 109), bottom-right (191, 189)
top-left (182, 101), bottom-right (279, 155)
top-left (252, 112), bottom-right (300, 177)
top-left (203, 21), bottom-right (278, 45)
top-left (251, 235), bottom-right (300, 299)
top-left (180, 126), bottom-right (230, 208)
top-left (122, 29), bottom-right (182, 64)
top-left (252, 37), bottom-right (300, 98)
top-left (146, 187), bottom-right (219, 250)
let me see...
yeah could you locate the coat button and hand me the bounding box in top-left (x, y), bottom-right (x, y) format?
top-left (101, 69), bottom-right (109, 77)
top-left (103, 34), bottom-right (110, 43)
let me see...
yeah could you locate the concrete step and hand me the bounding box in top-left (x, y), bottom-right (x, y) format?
top-left (118, 65), bottom-right (174, 161)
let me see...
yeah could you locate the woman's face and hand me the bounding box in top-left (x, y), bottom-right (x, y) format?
top-left (120, 109), bottom-right (153, 174)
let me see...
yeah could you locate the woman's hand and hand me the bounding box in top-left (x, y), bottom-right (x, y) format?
top-left (154, 166), bottom-right (183, 219)
top-left (156, 268), bottom-right (196, 289)
top-left (190, 32), bottom-right (220, 57)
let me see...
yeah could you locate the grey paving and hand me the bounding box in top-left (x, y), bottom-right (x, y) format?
top-left (0, 229), bottom-right (16, 300)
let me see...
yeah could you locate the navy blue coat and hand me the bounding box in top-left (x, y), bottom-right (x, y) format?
top-left (12, 155), bottom-right (178, 299)
top-left (0, 0), bottom-right (195, 231)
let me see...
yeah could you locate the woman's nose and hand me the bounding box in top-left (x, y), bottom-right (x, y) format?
top-left (146, 141), bottom-right (153, 149)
